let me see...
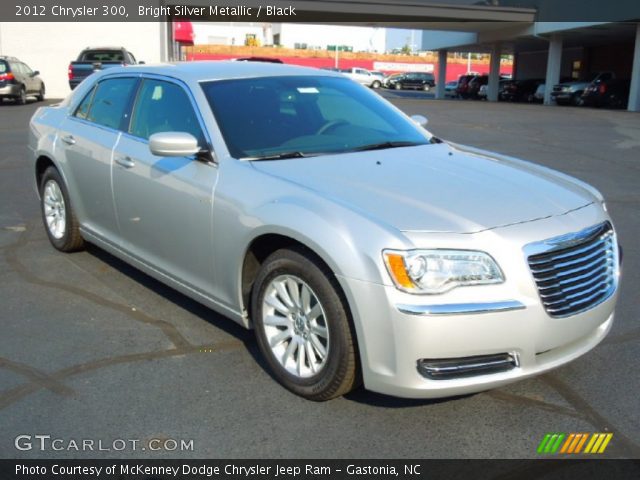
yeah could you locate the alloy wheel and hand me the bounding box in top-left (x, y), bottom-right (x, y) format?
top-left (261, 274), bottom-right (330, 378)
top-left (43, 180), bottom-right (66, 239)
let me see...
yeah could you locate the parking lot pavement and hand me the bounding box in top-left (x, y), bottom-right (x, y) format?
top-left (1, 98), bottom-right (639, 459)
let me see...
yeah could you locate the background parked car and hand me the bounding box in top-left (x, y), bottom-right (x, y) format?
top-left (477, 78), bottom-right (510, 100)
top-left (386, 72), bottom-right (435, 91)
top-left (383, 72), bottom-right (403, 88)
top-left (340, 67), bottom-right (382, 88)
top-left (455, 74), bottom-right (477, 99)
top-left (551, 72), bottom-right (615, 106)
top-left (68, 47), bottom-right (140, 90)
top-left (533, 83), bottom-right (545, 103)
top-left (444, 80), bottom-right (459, 98)
top-left (0, 56), bottom-right (45, 104)
top-left (500, 78), bottom-right (544, 102)
top-left (370, 71), bottom-right (386, 83)
top-left (466, 75), bottom-right (488, 99)
top-left (582, 78), bottom-right (630, 109)
top-left (234, 57), bottom-right (283, 64)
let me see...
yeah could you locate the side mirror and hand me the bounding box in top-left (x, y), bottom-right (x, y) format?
top-left (138, 61), bottom-right (145, 65)
top-left (149, 132), bottom-right (200, 157)
top-left (32, 70), bottom-right (40, 77)
top-left (410, 114), bottom-right (428, 128)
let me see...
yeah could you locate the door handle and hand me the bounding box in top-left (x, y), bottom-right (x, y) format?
top-left (115, 155), bottom-right (135, 169)
top-left (61, 135), bottom-right (76, 145)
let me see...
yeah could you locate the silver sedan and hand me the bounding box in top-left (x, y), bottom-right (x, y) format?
top-left (29, 62), bottom-right (620, 400)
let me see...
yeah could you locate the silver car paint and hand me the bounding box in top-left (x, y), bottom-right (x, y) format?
top-left (29, 62), bottom-right (618, 398)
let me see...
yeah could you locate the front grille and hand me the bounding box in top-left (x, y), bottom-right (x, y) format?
top-left (527, 222), bottom-right (617, 318)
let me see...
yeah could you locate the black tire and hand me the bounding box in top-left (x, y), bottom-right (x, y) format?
top-left (606, 94), bottom-right (625, 109)
top-left (394, 83), bottom-right (402, 90)
top-left (39, 167), bottom-right (84, 252)
top-left (423, 84), bottom-right (431, 92)
top-left (371, 80), bottom-right (381, 89)
top-left (15, 86), bottom-right (26, 105)
top-left (36, 83), bottom-right (45, 102)
top-left (251, 248), bottom-right (359, 401)
top-left (571, 92), bottom-right (584, 106)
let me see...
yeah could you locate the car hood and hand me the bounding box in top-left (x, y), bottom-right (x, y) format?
top-left (251, 143), bottom-right (594, 233)
top-left (555, 81), bottom-right (590, 88)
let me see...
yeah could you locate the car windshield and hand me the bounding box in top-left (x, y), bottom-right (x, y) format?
top-left (201, 75), bottom-right (430, 159)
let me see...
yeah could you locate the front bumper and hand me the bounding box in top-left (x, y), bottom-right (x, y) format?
top-left (338, 209), bottom-right (618, 399)
top-left (551, 92), bottom-right (573, 103)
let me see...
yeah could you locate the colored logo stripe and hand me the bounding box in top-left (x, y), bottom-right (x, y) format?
top-left (584, 433), bottom-right (613, 454)
top-left (537, 433), bottom-right (565, 454)
top-left (560, 433), bottom-right (588, 453)
top-left (538, 433), bottom-right (613, 454)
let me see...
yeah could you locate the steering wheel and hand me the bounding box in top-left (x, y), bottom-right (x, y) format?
top-left (316, 120), bottom-right (349, 135)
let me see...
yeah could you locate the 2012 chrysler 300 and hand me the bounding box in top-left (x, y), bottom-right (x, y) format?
top-left (29, 62), bottom-right (620, 400)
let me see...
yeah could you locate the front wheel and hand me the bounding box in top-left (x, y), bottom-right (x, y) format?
top-left (40, 167), bottom-right (84, 252)
top-left (571, 92), bottom-right (584, 106)
top-left (371, 80), bottom-right (381, 89)
top-left (36, 83), bottom-right (45, 102)
top-left (251, 248), bottom-right (359, 401)
top-left (394, 83), bottom-right (402, 90)
top-left (423, 84), bottom-right (431, 92)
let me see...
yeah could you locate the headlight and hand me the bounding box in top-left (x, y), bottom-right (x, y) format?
top-left (383, 249), bottom-right (504, 294)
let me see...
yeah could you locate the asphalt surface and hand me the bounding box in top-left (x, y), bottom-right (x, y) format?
top-left (1, 93), bottom-right (639, 459)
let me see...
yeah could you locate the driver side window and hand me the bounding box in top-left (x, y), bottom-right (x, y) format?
top-left (129, 79), bottom-right (205, 146)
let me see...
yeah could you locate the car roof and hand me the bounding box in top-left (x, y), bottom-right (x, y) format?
top-left (98, 60), bottom-right (343, 83)
top-left (83, 46), bottom-right (126, 50)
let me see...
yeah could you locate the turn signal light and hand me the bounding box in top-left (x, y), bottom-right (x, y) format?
top-left (384, 253), bottom-right (414, 289)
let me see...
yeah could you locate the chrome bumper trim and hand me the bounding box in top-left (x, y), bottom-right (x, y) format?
top-left (397, 300), bottom-right (525, 316)
top-left (417, 352), bottom-right (520, 380)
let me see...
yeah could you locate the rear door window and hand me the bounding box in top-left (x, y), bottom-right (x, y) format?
top-left (83, 77), bottom-right (137, 130)
top-left (74, 86), bottom-right (97, 120)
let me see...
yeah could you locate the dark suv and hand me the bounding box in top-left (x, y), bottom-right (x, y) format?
top-left (387, 72), bottom-right (436, 91)
top-left (0, 56), bottom-right (45, 104)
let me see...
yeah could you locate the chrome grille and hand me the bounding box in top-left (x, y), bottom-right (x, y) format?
top-left (526, 222), bottom-right (617, 318)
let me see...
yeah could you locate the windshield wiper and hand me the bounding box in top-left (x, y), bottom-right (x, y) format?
top-left (349, 141), bottom-right (425, 152)
top-left (243, 151), bottom-right (308, 161)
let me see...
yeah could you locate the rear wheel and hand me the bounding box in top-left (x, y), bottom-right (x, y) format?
top-left (15, 86), bottom-right (26, 105)
top-left (252, 248), bottom-right (359, 401)
top-left (40, 167), bottom-right (84, 252)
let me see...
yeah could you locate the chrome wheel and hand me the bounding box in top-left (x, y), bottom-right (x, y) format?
top-left (261, 274), bottom-right (330, 378)
top-left (43, 180), bottom-right (66, 239)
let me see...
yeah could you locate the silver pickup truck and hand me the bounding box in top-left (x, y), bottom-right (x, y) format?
top-left (340, 67), bottom-right (382, 88)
